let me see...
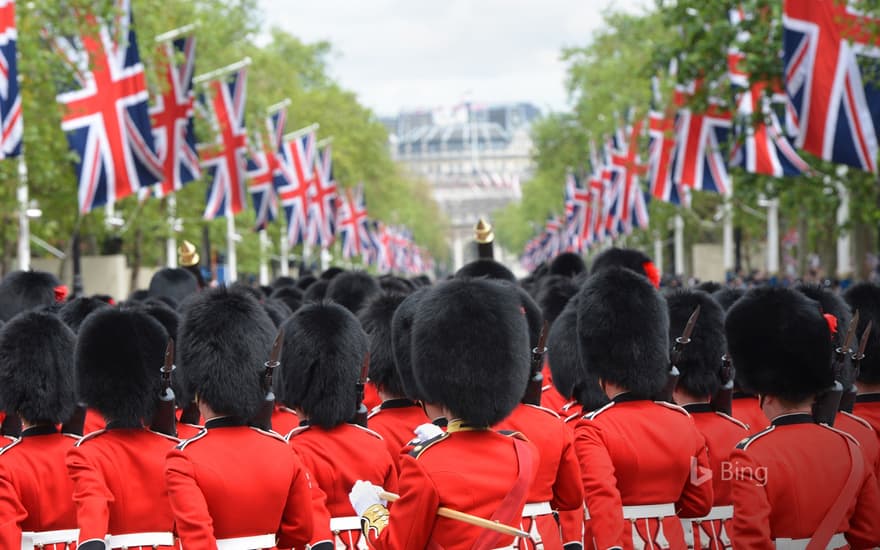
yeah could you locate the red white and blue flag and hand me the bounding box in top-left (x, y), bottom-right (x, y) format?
top-left (610, 117), bottom-right (649, 234)
top-left (337, 183), bottom-right (370, 259)
top-left (648, 108), bottom-right (689, 206)
top-left (201, 68), bottom-right (248, 220)
top-left (306, 143), bottom-right (338, 248)
top-left (0, 0), bottom-right (21, 158)
top-left (783, 0), bottom-right (880, 173)
top-left (672, 81), bottom-right (732, 196)
top-left (277, 128), bottom-right (316, 246)
top-left (245, 134), bottom-right (279, 231)
top-left (54, 0), bottom-right (162, 213)
top-left (147, 34), bottom-right (199, 198)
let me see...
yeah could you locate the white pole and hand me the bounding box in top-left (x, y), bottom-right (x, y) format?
top-left (723, 197), bottom-right (734, 276)
top-left (653, 232), bottom-right (663, 276)
top-left (320, 247), bottom-right (330, 272)
top-left (16, 157), bottom-right (29, 271)
top-left (258, 229), bottom-right (270, 285)
top-left (279, 222), bottom-right (290, 277)
top-left (226, 213), bottom-right (238, 283)
top-left (836, 182), bottom-right (852, 279)
top-left (674, 213), bottom-right (685, 276)
top-left (766, 198), bottom-right (780, 275)
top-left (166, 196), bottom-right (178, 268)
top-left (302, 243), bottom-right (311, 275)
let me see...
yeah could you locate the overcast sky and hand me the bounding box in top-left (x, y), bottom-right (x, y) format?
top-left (257, 0), bottom-right (649, 117)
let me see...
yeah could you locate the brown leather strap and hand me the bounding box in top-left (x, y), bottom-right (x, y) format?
top-left (806, 433), bottom-right (864, 550)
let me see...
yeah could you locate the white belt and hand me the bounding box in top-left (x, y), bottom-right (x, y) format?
top-left (522, 501), bottom-right (553, 517)
top-left (585, 503), bottom-right (676, 520)
top-left (329, 516), bottom-right (363, 532)
top-left (689, 505), bottom-right (734, 522)
top-left (21, 529), bottom-right (79, 549)
top-left (215, 533), bottom-right (276, 550)
top-left (775, 533), bottom-right (847, 550)
top-left (106, 532), bottom-right (174, 548)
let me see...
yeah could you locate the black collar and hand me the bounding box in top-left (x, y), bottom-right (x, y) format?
top-left (432, 416), bottom-right (448, 428)
top-left (771, 413), bottom-right (814, 427)
top-left (205, 416), bottom-right (246, 429)
top-left (856, 393), bottom-right (880, 403)
top-left (381, 398), bottom-right (420, 410)
top-left (682, 402), bottom-right (714, 414)
top-left (611, 392), bottom-right (649, 404)
top-left (21, 425), bottom-right (57, 437)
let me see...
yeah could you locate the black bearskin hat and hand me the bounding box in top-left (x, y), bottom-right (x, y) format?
top-left (549, 252), bottom-right (587, 278)
top-left (303, 279), bottom-right (330, 303)
top-left (0, 312), bottom-right (76, 424)
top-left (128, 289), bottom-right (150, 302)
top-left (843, 282), bottom-right (880, 384)
top-left (270, 286), bottom-right (303, 314)
top-left (359, 292), bottom-right (408, 398)
top-left (229, 282), bottom-right (263, 303)
top-left (0, 270), bottom-right (62, 322)
top-left (296, 274), bottom-right (317, 291)
top-left (178, 288), bottom-right (273, 419)
top-left (589, 247), bottom-right (660, 288)
top-left (454, 259), bottom-right (516, 282)
top-left (326, 271), bottom-right (380, 314)
top-left (536, 275), bottom-right (578, 327)
top-left (135, 299), bottom-right (186, 405)
top-left (59, 297), bottom-right (111, 334)
top-left (391, 287), bottom-right (429, 401)
top-left (694, 281), bottom-right (723, 294)
top-left (76, 307), bottom-right (168, 425)
top-left (377, 275), bottom-right (415, 295)
top-left (726, 287), bottom-right (833, 402)
top-left (278, 302), bottom-right (368, 428)
top-left (548, 299), bottom-right (608, 411)
top-left (712, 288), bottom-right (745, 312)
top-left (510, 283), bottom-right (543, 353)
top-left (320, 266), bottom-right (345, 280)
top-left (665, 289), bottom-right (726, 398)
top-left (411, 279), bottom-right (529, 426)
top-left (797, 284), bottom-right (852, 355)
top-left (262, 299), bottom-right (293, 328)
top-left (148, 268), bottom-right (198, 306)
top-left (410, 275), bottom-right (432, 288)
top-left (272, 276), bottom-right (298, 290)
top-left (577, 266), bottom-right (669, 396)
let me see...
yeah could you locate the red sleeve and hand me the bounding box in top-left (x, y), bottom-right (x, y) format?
top-left (845, 468), bottom-right (880, 548)
top-left (368, 453), bottom-right (438, 550)
top-left (676, 431), bottom-right (713, 518)
top-left (66, 445), bottom-right (113, 545)
top-left (573, 419), bottom-right (625, 550)
top-left (728, 449), bottom-right (773, 550)
top-left (164, 448), bottom-right (216, 550)
top-left (553, 426), bottom-right (585, 545)
top-left (276, 451), bottom-right (315, 550)
top-left (289, 448), bottom-right (332, 548)
top-left (0, 462), bottom-right (27, 550)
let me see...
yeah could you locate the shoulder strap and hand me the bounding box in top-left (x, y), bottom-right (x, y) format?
top-left (470, 436), bottom-right (534, 550)
top-left (806, 433), bottom-right (865, 550)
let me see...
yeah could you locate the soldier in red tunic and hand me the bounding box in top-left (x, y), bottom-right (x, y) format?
top-left (665, 289), bottom-right (748, 549)
top-left (573, 266), bottom-right (713, 550)
top-left (279, 301), bottom-right (397, 549)
top-left (166, 287), bottom-right (315, 550)
top-left (66, 308), bottom-right (179, 550)
top-left (725, 287), bottom-right (880, 548)
top-left (350, 278), bottom-right (539, 550)
top-left (535, 274), bottom-right (580, 415)
top-left (0, 312), bottom-right (80, 550)
top-left (360, 291), bottom-right (428, 464)
top-left (844, 282), bottom-right (880, 438)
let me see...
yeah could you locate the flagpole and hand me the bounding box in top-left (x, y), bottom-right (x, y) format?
top-left (258, 229), bottom-right (270, 285)
top-left (280, 223), bottom-right (290, 277)
top-left (836, 181), bottom-right (852, 281)
top-left (226, 212), bottom-right (238, 283)
top-left (722, 197), bottom-right (734, 279)
top-left (316, 137), bottom-right (334, 148)
top-left (764, 197), bottom-right (780, 276)
top-left (16, 157), bottom-right (30, 270)
top-left (166, 196), bottom-right (178, 268)
top-left (673, 213), bottom-right (685, 277)
top-left (193, 57), bottom-right (252, 85)
top-left (267, 98), bottom-right (291, 114)
top-left (653, 231), bottom-right (663, 276)
top-left (284, 123), bottom-right (320, 142)
top-left (154, 22), bottom-right (199, 43)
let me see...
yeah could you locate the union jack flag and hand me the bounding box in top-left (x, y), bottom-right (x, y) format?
top-left (672, 81), bottom-right (732, 196)
top-left (245, 135), bottom-right (279, 231)
top-left (201, 68), bottom-right (248, 220)
top-left (147, 35), bottom-right (198, 198)
top-left (368, 220), bottom-right (393, 272)
top-left (277, 128), bottom-right (315, 246)
top-left (54, 0), bottom-right (162, 213)
top-left (337, 183), bottom-right (370, 259)
top-left (569, 172), bottom-right (593, 251)
top-left (648, 108), bottom-right (689, 206)
top-left (0, 0), bottom-right (21, 158)
top-left (783, 0), bottom-right (880, 173)
top-left (266, 108), bottom-right (291, 190)
top-left (306, 143), bottom-right (338, 248)
top-left (610, 117), bottom-right (648, 234)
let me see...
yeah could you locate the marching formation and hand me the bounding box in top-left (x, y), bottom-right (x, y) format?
top-left (2, 233), bottom-right (880, 550)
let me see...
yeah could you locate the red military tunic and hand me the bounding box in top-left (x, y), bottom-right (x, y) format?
top-left (365, 420), bottom-right (539, 550)
top-left (66, 424), bottom-right (178, 549)
top-left (82, 409), bottom-right (106, 435)
top-left (681, 403), bottom-right (749, 550)
top-left (165, 416), bottom-right (314, 550)
top-left (574, 395), bottom-right (713, 550)
top-left (731, 394), bottom-right (768, 434)
top-left (367, 399), bottom-right (428, 465)
top-left (496, 403), bottom-right (584, 550)
top-left (729, 413), bottom-right (880, 549)
top-left (853, 393), bottom-right (880, 439)
top-left (563, 409), bottom-right (592, 548)
top-left (0, 426), bottom-right (79, 549)
top-left (272, 405), bottom-right (301, 436)
top-left (175, 421), bottom-right (202, 440)
top-left (287, 422), bottom-right (397, 549)
top-left (363, 383), bottom-right (382, 412)
top-left (541, 363), bottom-right (569, 415)
top-left (836, 411), bottom-right (880, 490)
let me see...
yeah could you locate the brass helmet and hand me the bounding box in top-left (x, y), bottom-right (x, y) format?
top-left (178, 240), bottom-right (199, 267)
top-left (474, 218), bottom-right (494, 245)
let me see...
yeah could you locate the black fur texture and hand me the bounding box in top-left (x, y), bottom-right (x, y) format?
top-left (0, 270), bottom-right (61, 322)
top-left (454, 259), bottom-right (516, 282)
top-left (694, 281), bottom-right (723, 294)
top-left (58, 297), bottom-right (111, 334)
top-left (844, 282), bottom-right (880, 384)
top-left (359, 292), bottom-right (408, 398)
top-left (263, 299), bottom-right (293, 328)
top-left (536, 275), bottom-right (578, 327)
top-left (548, 298), bottom-right (609, 411)
top-left (391, 288), bottom-right (429, 401)
top-left (589, 247), bottom-right (653, 279)
top-left (303, 279), bottom-right (330, 303)
top-left (0, 312), bottom-right (76, 424)
top-left (271, 286), bottom-right (303, 314)
top-left (712, 288), bottom-right (745, 312)
top-left (665, 289), bottom-right (726, 397)
top-left (549, 252), bottom-right (587, 278)
top-left (148, 268), bottom-right (198, 306)
top-left (278, 302), bottom-right (368, 428)
top-left (326, 271), bottom-right (380, 314)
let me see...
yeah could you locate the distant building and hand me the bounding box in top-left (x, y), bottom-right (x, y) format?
top-left (386, 102), bottom-right (539, 270)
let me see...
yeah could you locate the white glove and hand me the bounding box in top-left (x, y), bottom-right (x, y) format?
top-left (413, 422), bottom-right (444, 443)
top-left (349, 480), bottom-right (386, 516)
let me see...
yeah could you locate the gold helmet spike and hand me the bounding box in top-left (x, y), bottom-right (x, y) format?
top-left (474, 218), bottom-right (494, 245)
top-left (178, 240), bottom-right (200, 267)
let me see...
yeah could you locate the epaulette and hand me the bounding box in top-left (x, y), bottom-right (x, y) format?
top-left (714, 411), bottom-right (749, 431)
top-left (653, 401), bottom-right (691, 417)
top-left (350, 423), bottom-right (385, 440)
top-left (735, 425), bottom-right (776, 451)
top-left (367, 405), bottom-right (382, 419)
top-left (0, 437), bottom-right (21, 456)
top-left (176, 428), bottom-right (208, 450)
top-left (285, 425), bottom-right (310, 441)
top-left (498, 429), bottom-right (529, 442)
top-left (523, 403), bottom-right (561, 419)
top-left (75, 429), bottom-right (107, 447)
top-left (564, 411), bottom-right (580, 424)
top-left (840, 411), bottom-right (875, 432)
top-left (583, 401), bottom-right (615, 421)
top-left (249, 426), bottom-right (287, 443)
top-left (408, 431), bottom-right (449, 459)
top-left (147, 429), bottom-right (181, 444)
